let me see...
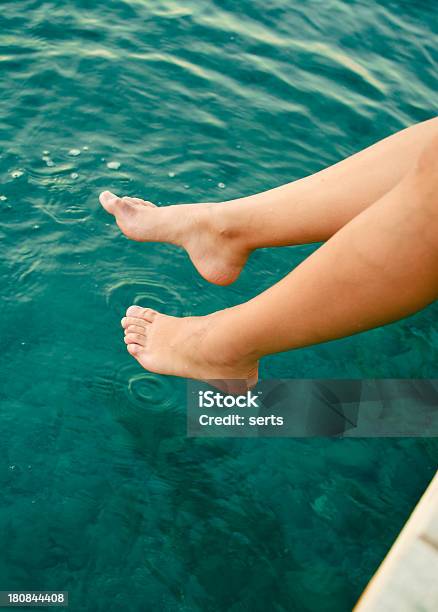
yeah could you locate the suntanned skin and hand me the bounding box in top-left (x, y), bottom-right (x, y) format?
top-left (100, 118), bottom-right (437, 285)
top-left (99, 119), bottom-right (438, 389)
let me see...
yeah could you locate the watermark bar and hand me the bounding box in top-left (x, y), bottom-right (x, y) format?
top-left (0, 593), bottom-right (68, 607)
top-left (187, 379), bottom-right (438, 437)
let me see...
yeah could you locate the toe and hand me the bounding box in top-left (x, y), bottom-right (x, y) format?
top-left (126, 305), bottom-right (157, 321)
top-left (122, 316), bottom-right (146, 329)
top-left (126, 305), bottom-right (145, 318)
top-left (127, 343), bottom-right (139, 356)
top-left (99, 191), bottom-right (120, 214)
top-left (125, 324), bottom-right (147, 336)
top-left (141, 308), bottom-right (156, 322)
top-left (124, 332), bottom-right (146, 346)
top-left (122, 196), bottom-right (156, 208)
top-left (100, 192), bottom-right (136, 220)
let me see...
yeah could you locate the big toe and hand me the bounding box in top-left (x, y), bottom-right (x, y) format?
top-left (126, 305), bottom-right (145, 318)
top-left (99, 191), bottom-right (120, 214)
top-left (126, 305), bottom-right (157, 322)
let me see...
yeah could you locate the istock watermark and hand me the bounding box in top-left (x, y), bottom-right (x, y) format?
top-left (197, 389), bottom-right (261, 409)
top-left (187, 379), bottom-right (438, 438)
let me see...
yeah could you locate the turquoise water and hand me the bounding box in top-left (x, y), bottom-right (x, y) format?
top-left (1, 1), bottom-right (437, 610)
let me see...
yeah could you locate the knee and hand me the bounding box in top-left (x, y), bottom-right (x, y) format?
top-left (411, 131), bottom-right (438, 218)
top-left (416, 131), bottom-right (438, 179)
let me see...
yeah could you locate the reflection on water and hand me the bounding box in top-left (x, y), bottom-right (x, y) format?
top-left (0, 0), bottom-right (437, 610)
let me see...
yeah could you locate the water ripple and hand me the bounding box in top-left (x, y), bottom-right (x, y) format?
top-left (127, 372), bottom-right (176, 412)
top-left (105, 266), bottom-right (186, 316)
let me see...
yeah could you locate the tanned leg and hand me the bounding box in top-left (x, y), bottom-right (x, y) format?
top-left (121, 134), bottom-right (438, 387)
top-left (101, 117), bottom-right (438, 285)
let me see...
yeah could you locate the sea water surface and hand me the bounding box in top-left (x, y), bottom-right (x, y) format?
top-left (1, 1), bottom-right (437, 610)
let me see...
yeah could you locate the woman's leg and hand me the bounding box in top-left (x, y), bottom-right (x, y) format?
top-left (222, 116), bottom-right (437, 246)
top-left (101, 117), bottom-right (437, 285)
top-left (121, 134), bottom-right (438, 387)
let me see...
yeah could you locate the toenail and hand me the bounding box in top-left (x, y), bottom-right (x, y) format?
top-left (127, 305), bottom-right (142, 316)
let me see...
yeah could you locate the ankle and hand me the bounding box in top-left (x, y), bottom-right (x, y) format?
top-left (203, 309), bottom-right (261, 370)
top-left (159, 204), bottom-right (193, 246)
top-left (208, 200), bottom-right (252, 251)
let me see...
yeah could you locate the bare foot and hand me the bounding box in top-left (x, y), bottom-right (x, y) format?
top-left (121, 305), bottom-right (259, 392)
top-left (99, 191), bottom-right (249, 285)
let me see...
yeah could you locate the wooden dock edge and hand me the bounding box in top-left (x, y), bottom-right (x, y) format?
top-left (354, 470), bottom-right (438, 611)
